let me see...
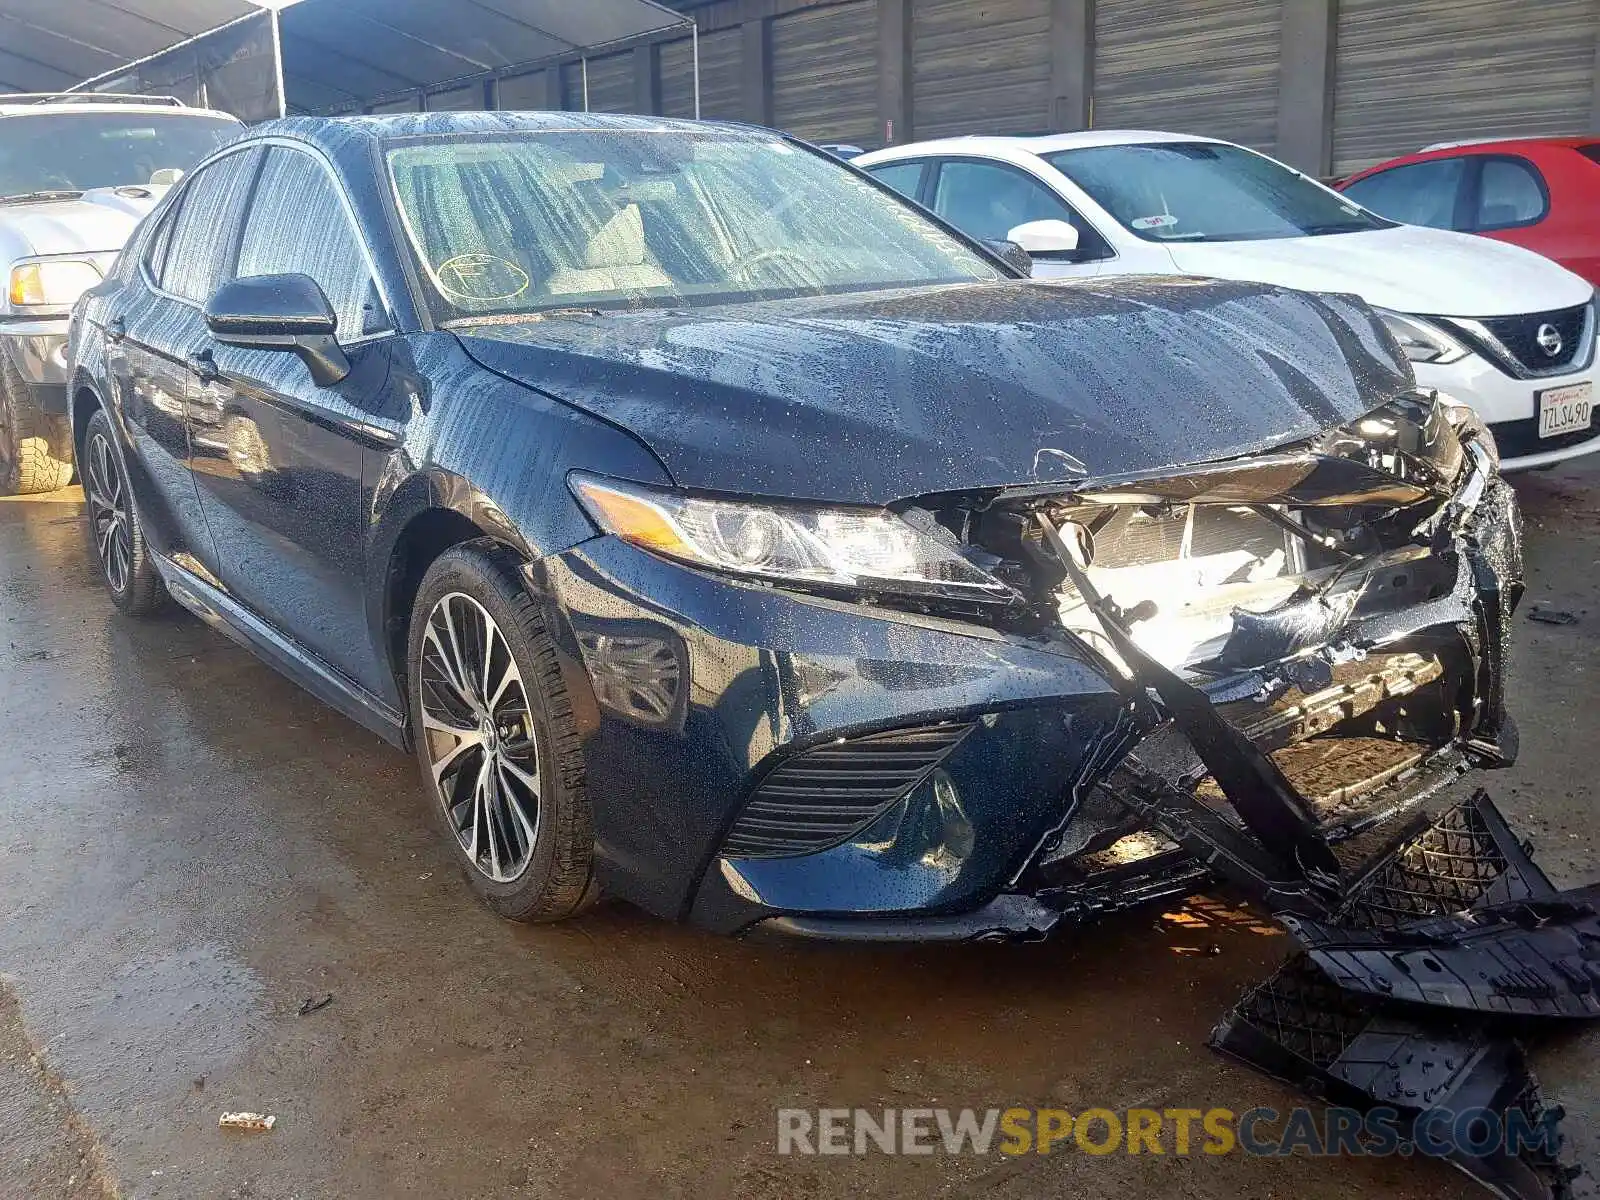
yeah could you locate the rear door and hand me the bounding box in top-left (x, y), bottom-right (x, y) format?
top-left (104, 146), bottom-right (260, 574)
top-left (186, 143), bottom-right (405, 703)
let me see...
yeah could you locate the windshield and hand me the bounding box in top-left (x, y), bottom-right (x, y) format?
top-left (0, 112), bottom-right (240, 199)
top-left (1043, 141), bottom-right (1394, 243)
top-left (386, 130), bottom-right (1001, 321)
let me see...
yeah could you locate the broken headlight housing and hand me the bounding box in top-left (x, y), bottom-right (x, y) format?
top-left (571, 473), bottom-right (1021, 604)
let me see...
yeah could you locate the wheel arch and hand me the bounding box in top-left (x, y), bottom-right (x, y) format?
top-left (372, 467), bottom-right (542, 714)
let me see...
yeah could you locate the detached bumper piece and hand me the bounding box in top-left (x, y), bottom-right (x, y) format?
top-left (1212, 793), bottom-right (1595, 1200)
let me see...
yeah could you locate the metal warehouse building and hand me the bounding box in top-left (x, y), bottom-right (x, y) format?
top-left (627, 0), bottom-right (1600, 175)
top-left (533, 0), bottom-right (1600, 176)
top-left (5, 0), bottom-right (1598, 177)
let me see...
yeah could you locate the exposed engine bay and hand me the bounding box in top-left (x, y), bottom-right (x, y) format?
top-left (903, 388), bottom-right (1515, 847)
top-left (895, 392), bottom-right (1600, 1198)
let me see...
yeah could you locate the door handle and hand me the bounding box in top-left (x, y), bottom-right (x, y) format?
top-left (186, 348), bottom-right (222, 384)
top-left (106, 316), bottom-right (126, 344)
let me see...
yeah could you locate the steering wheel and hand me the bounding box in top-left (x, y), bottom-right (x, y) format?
top-left (730, 248), bottom-right (820, 288)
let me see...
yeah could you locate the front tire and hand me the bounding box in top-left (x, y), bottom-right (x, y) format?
top-left (407, 541), bottom-right (597, 922)
top-left (80, 408), bottom-right (167, 616)
top-left (0, 356), bottom-right (73, 495)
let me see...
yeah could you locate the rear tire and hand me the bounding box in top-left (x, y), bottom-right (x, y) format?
top-left (407, 540), bottom-right (597, 922)
top-left (0, 356), bottom-right (73, 495)
top-left (81, 408), bottom-right (168, 616)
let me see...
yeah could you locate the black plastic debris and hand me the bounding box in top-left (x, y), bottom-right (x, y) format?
top-left (1209, 793), bottom-right (1595, 1198)
top-left (1527, 607), bottom-right (1581, 627)
top-left (1213, 957), bottom-right (1578, 1200)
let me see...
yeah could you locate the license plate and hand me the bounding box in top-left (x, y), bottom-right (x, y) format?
top-left (1537, 381), bottom-right (1593, 438)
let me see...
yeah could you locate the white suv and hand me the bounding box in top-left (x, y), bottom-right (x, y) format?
top-left (858, 130), bottom-right (1598, 472)
top-left (0, 95), bottom-right (239, 493)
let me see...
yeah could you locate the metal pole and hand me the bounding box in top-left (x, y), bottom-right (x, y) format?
top-left (692, 23), bottom-right (701, 119)
top-left (582, 57), bottom-right (590, 111)
top-left (270, 9), bottom-right (287, 118)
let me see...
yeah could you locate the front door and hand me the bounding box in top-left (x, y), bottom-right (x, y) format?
top-left (184, 144), bottom-right (404, 702)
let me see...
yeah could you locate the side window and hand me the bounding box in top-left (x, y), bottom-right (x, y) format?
top-left (160, 150), bottom-right (260, 302)
top-left (930, 159), bottom-right (1111, 260)
top-left (1475, 158), bottom-right (1547, 230)
top-left (865, 161), bottom-right (925, 202)
top-left (1341, 159), bottom-right (1467, 230)
top-left (142, 198), bottom-right (179, 283)
top-left (235, 147), bottom-right (390, 342)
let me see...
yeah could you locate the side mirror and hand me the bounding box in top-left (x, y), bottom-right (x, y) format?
top-left (984, 239), bottom-right (1034, 276)
top-left (1005, 219), bottom-right (1082, 262)
top-left (204, 273), bottom-right (350, 387)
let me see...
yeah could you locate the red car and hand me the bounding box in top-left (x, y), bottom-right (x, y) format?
top-left (1339, 137), bottom-right (1600, 286)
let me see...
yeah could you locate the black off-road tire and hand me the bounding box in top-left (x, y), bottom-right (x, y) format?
top-left (80, 408), bottom-right (168, 617)
top-left (407, 539), bottom-right (599, 922)
top-left (0, 355), bottom-right (74, 495)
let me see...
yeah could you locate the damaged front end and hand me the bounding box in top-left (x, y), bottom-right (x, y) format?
top-left (914, 392), bottom-right (1600, 1196)
top-left (920, 388), bottom-right (1524, 918)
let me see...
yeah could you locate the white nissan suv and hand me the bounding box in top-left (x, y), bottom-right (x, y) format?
top-left (858, 130), bottom-right (1598, 472)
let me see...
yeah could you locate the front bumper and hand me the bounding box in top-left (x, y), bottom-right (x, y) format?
top-left (1415, 352), bottom-right (1599, 471)
top-left (0, 319), bottom-right (69, 415)
top-left (535, 457), bottom-right (1523, 942)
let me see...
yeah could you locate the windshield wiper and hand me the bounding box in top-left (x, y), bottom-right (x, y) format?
top-left (1301, 220), bottom-right (1374, 236)
top-left (0, 189), bottom-right (84, 205)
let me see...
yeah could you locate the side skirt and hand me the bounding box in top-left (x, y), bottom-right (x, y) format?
top-left (152, 553), bottom-right (407, 748)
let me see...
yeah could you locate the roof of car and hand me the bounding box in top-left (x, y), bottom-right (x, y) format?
top-left (1418, 134), bottom-right (1599, 153)
top-left (246, 110), bottom-right (760, 154)
top-left (1340, 134), bottom-right (1600, 182)
top-left (0, 100), bottom-right (237, 119)
top-left (857, 129), bottom-right (1229, 165)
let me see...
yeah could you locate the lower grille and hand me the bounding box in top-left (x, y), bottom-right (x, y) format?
top-left (1491, 415), bottom-right (1600, 461)
top-left (720, 722), bottom-right (974, 859)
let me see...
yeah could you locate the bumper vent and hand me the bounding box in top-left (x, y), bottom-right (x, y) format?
top-left (1450, 302), bottom-right (1593, 377)
top-left (720, 723), bottom-right (974, 859)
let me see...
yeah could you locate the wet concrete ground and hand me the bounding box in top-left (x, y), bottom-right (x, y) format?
top-left (0, 458), bottom-right (1597, 1200)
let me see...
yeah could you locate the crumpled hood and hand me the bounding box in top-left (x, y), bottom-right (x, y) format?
top-left (1165, 224), bottom-right (1594, 318)
top-left (454, 276), bottom-right (1414, 506)
top-left (0, 186), bottom-right (167, 258)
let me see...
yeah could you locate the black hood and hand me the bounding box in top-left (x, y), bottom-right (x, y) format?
top-left (453, 277), bottom-right (1414, 506)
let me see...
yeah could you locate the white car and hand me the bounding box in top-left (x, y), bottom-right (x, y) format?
top-left (857, 130), bottom-right (1598, 472)
top-left (0, 95), bottom-right (240, 494)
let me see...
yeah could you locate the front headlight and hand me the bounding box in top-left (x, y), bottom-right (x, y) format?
top-left (1375, 307), bottom-right (1469, 365)
top-left (8, 257), bottom-right (103, 308)
top-left (571, 474), bottom-right (1019, 604)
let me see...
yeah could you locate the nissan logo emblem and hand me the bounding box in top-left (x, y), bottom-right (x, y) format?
top-left (1536, 322), bottom-right (1564, 357)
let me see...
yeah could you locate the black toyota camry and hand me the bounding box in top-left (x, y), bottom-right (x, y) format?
top-left (68, 113), bottom-right (1522, 941)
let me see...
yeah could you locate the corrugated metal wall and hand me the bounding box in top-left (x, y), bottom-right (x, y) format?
top-left (1332, 0), bottom-right (1599, 174)
top-left (562, 51), bottom-right (636, 114)
top-left (771, 0), bottom-right (879, 146)
top-left (911, 0), bottom-right (1053, 139)
top-left (1092, 0), bottom-right (1282, 150)
top-left (497, 68), bottom-right (554, 111)
top-left (661, 27), bottom-right (742, 120)
top-left (424, 85), bottom-right (481, 111)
